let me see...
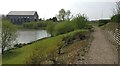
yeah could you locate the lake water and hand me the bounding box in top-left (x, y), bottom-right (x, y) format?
top-left (16, 30), bottom-right (51, 44)
top-left (0, 30), bottom-right (50, 53)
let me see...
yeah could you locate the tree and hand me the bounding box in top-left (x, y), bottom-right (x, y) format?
top-left (113, 1), bottom-right (120, 15)
top-left (56, 14), bottom-right (62, 21)
top-left (66, 10), bottom-right (71, 21)
top-left (2, 19), bottom-right (17, 54)
top-left (52, 17), bottom-right (57, 22)
top-left (56, 9), bottom-right (72, 21)
top-left (59, 9), bottom-right (66, 21)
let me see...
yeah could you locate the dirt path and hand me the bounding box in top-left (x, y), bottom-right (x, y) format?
top-left (84, 26), bottom-right (118, 64)
top-left (73, 26), bottom-right (118, 64)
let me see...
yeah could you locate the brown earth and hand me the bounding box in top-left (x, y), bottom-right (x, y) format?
top-left (74, 26), bottom-right (118, 64)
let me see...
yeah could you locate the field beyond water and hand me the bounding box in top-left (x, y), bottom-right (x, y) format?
top-left (3, 29), bottom-right (91, 64)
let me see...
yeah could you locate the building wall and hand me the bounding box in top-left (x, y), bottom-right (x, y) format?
top-left (7, 13), bottom-right (38, 24)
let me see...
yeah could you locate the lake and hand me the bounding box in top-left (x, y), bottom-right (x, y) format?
top-left (16, 30), bottom-right (51, 44)
top-left (0, 30), bottom-right (51, 53)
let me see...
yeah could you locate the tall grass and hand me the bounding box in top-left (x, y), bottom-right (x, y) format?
top-left (23, 21), bottom-right (47, 29)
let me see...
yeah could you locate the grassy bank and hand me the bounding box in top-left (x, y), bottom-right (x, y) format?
top-left (3, 35), bottom-right (61, 64)
top-left (3, 29), bottom-right (91, 64)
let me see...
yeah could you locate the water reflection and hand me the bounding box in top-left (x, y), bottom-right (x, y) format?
top-left (16, 30), bottom-right (51, 43)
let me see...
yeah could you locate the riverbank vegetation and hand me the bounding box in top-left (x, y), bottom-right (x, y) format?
top-left (46, 14), bottom-right (93, 36)
top-left (2, 9), bottom-right (94, 64)
top-left (3, 29), bottom-right (92, 64)
top-left (2, 14), bottom-right (93, 64)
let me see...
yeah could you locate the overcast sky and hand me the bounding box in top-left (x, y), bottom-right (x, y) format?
top-left (0, 0), bottom-right (119, 20)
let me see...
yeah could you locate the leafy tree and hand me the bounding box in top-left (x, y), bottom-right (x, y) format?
top-left (66, 10), bottom-right (71, 21)
top-left (56, 9), bottom-right (72, 21)
top-left (56, 14), bottom-right (62, 21)
top-left (52, 17), bottom-right (57, 22)
top-left (2, 19), bottom-right (17, 54)
top-left (59, 9), bottom-right (66, 21)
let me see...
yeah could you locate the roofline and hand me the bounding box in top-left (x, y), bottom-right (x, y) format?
top-left (7, 11), bottom-right (38, 15)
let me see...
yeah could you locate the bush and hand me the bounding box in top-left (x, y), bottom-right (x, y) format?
top-left (53, 22), bottom-right (75, 36)
top-left (71, 14), bottom-right (87, 29)
top-left (25, 50), bottom-right (45, 64)
top-left (84, 24), bottom-right (93, 30)
top-left (14, 44), bottom-right (23, 48)
top-left (46, 22), bottom-right (55, 36)
top-left (47, 14), bottom-right (91, 36)
top-left (46, 15), bottom-right (93, 36)
top-left (98, 20), bottom-right (110, 26)
top-left (111, 14), bottom-right (120, 23)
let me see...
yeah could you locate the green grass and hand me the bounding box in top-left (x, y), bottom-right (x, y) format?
top-left (3, 36), bottom-right (62, 64)
top-left (3, 29), bottom-right (89, 64)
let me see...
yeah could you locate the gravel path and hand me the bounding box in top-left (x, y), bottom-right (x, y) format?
top-left (84, 26), bottom-right (118, 64)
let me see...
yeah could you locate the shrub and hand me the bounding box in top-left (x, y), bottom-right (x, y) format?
top-left (14, 44), bottom-right (23, 48)
top-left (25, 51), bottom-right (45, 64)
top-left (71, 14), bottom-right (87, 29)
top-left (53, 22), bottom-right (75, 36)
top-left (52, 14), bottom-right (89, 36)
top-left (84, 24), bottom-right (93, 29)
top-left (46, 22), bottom-right (55, 36)
top-left (98, 20), bottom-right (110, 26)
top-left (111, 14), bottom-right (120, 23)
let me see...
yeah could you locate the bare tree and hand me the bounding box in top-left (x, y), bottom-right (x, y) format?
top-left (113, 1), bottom-right (120, 15)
